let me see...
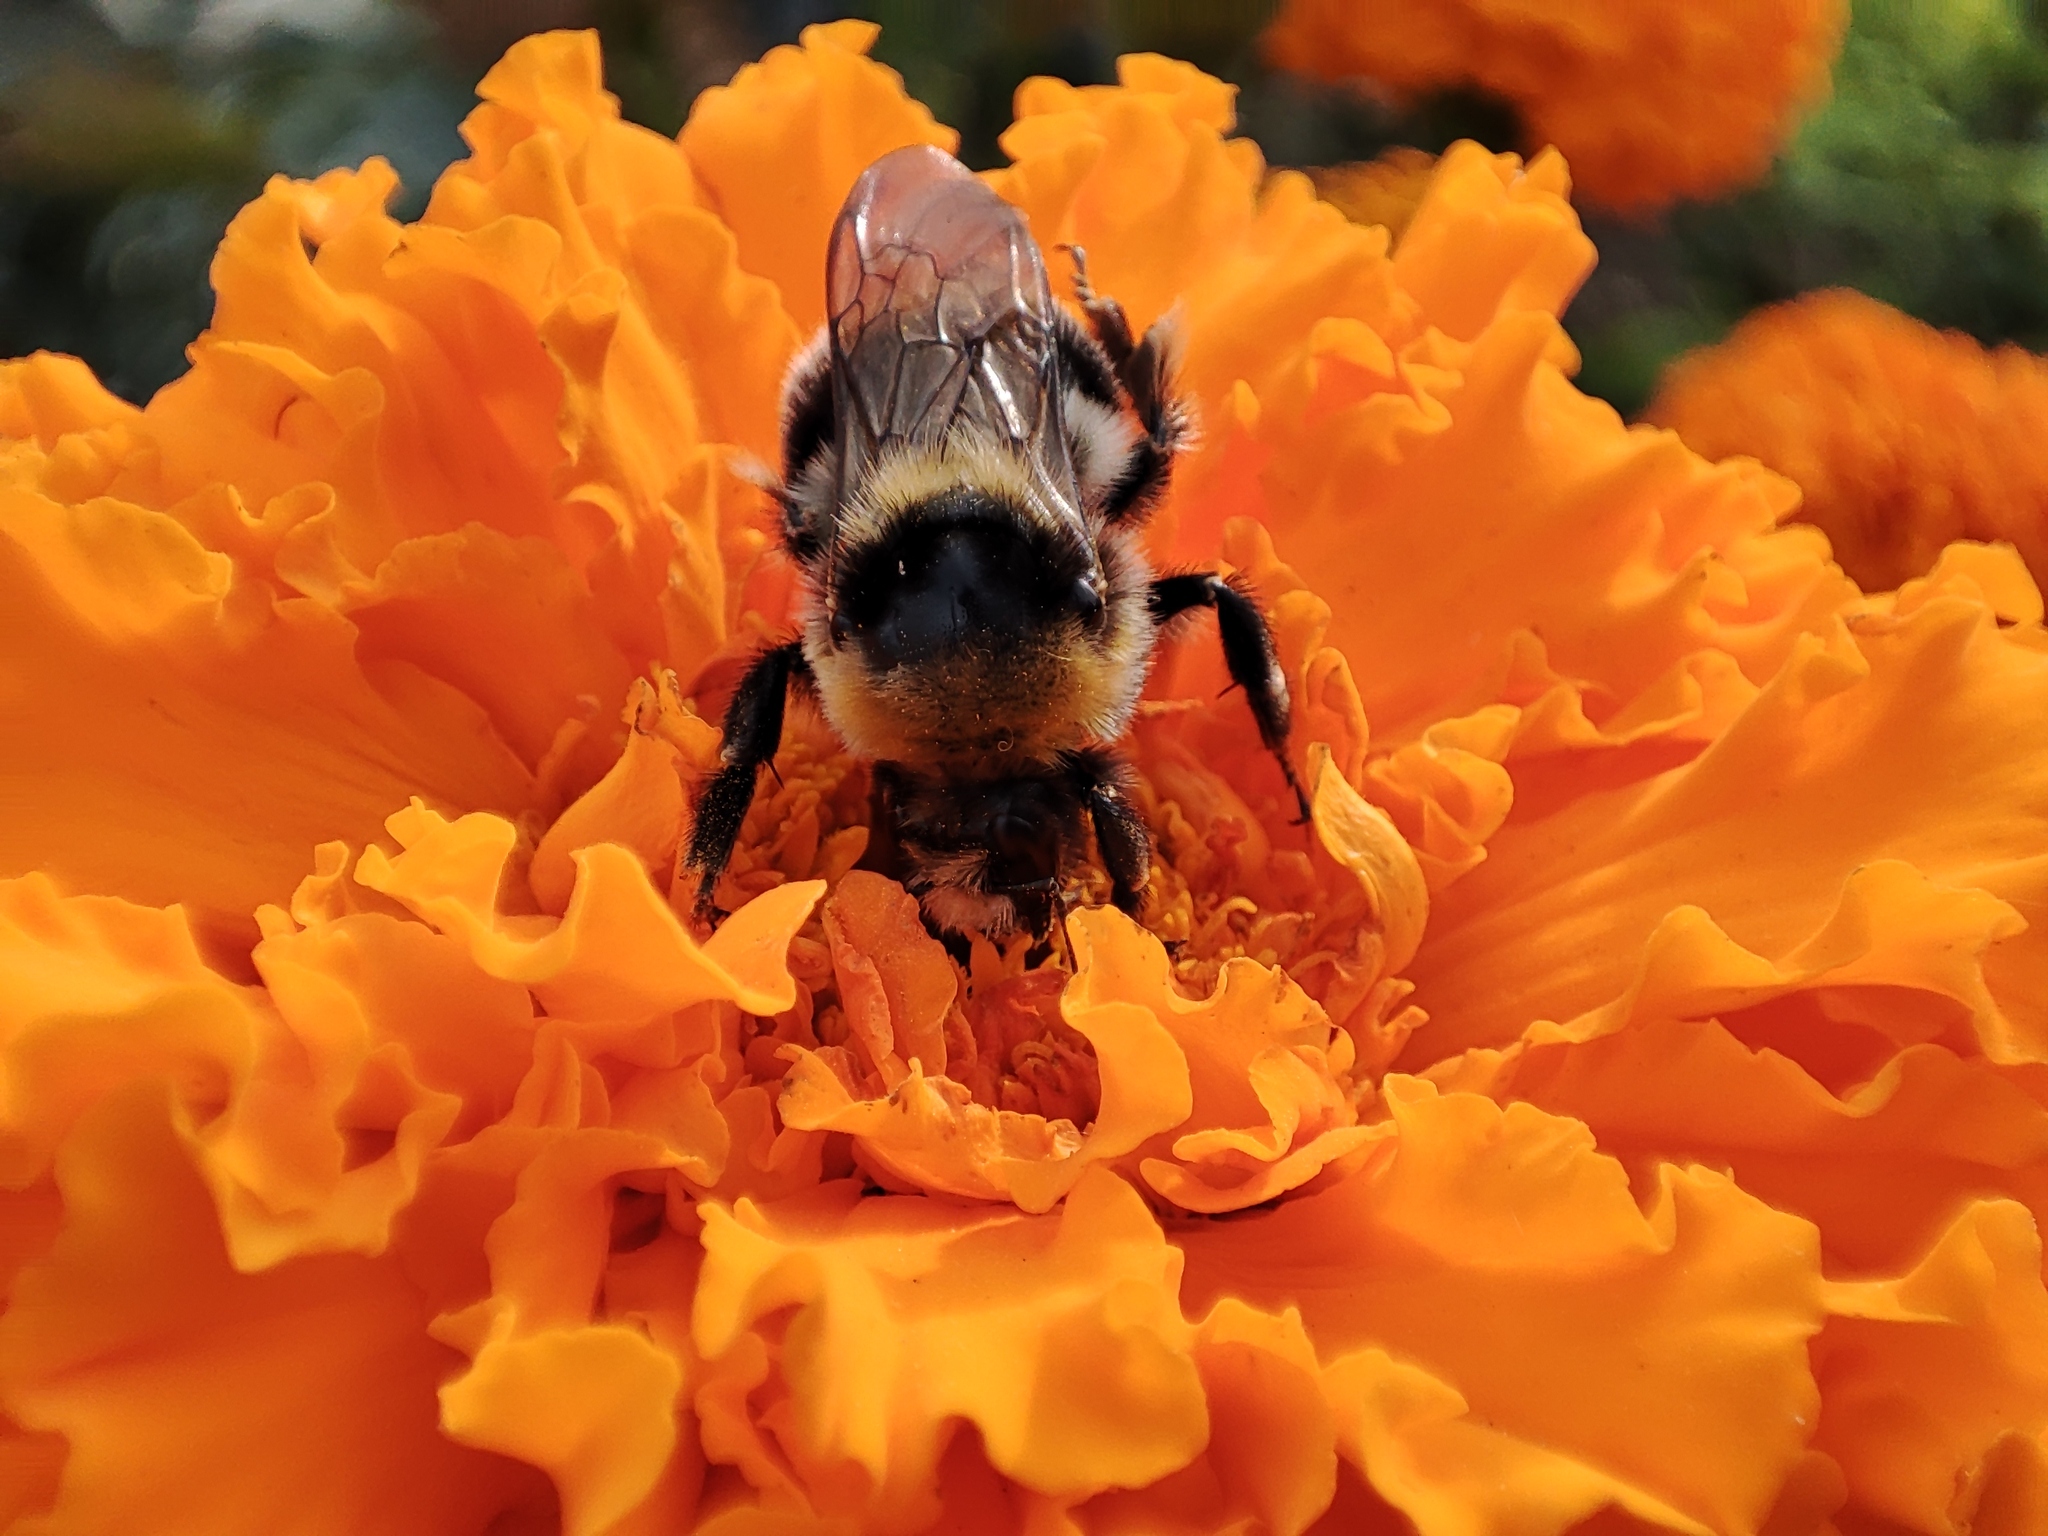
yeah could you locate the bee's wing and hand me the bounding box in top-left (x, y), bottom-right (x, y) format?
top-left (826, 145), bottom-right (1086, 540)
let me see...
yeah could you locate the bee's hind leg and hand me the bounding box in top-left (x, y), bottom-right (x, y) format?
top-left (685, 640), bottom-right (807, 921)
top-left (1062, 245), bottom-right (1189, 473)
top-left (1148, 573), bottom-right (1312, 823)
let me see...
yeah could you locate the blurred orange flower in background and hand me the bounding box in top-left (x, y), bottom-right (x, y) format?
top-left (1303, 149), bottom-right (1441, 247)
top-left (1262, 0), bottom-right (1848, 212)
top-left (5, 21), bottom-right (2048, 1536)
top-left (1648, 286), bottom-right (2048, 593)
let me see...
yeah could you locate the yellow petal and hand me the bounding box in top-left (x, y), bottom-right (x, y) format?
top-left (1310, 745), bottom-right (1428, 978)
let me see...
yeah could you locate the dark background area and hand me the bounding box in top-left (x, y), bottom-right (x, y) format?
top-left (4, 0), bottom-right (2047, 412)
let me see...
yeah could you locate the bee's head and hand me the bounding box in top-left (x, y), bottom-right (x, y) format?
top-left (827, 485), bottom-right (1105, 672)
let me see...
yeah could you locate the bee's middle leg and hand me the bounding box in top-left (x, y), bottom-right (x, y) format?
top-left (1148, 573), bottom-right (1311, 822)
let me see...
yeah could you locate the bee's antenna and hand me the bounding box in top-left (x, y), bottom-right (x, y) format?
top-left (1054, 243), bottom-right (1097, 307)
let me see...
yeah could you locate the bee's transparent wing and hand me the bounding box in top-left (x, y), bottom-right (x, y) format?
top-left (825, 145), bottom-right (1086, 543)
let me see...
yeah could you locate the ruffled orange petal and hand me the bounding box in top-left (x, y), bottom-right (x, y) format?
top-left (118, 34), bottom-right (799, 803)
top-left (153, 161), bottom-right (576, 575)
top-left (680, 21), bottom-right (957, 333)
top-left (818, 871), bottom-right (958, 1086)
top-left (1389, 142), bottom-right (1592, 345)
top-left (0, 353), bottom-right (139, 443)
top-left (333, 522), bottom-right (640, 775)
top-left (0, 353), bottom-right (147, 509)
top-left (528, 675), bottom-right (715, 916)
top-left (1817, 1200), bottom-right (2048, 1533)
top-left (1293, 156), bottom-right (1844, 810)
top-left (1407, 582), bottom-right (2048, 1064)
top-left (430, 29), bottom-right (701, 257)
top-left (355, 802), bottom-right (820, 1047)
top-left (691, 1167), bottom-right (1206, 1524)
top-left (1272, 306), bottom-right (1848, 746)
top-left (1077, 1298), bottom-right (1341, 1536)
top-left (255, 894), bottom-right (538, 1146)
top-left (0, 487), bottom-right (533, 947)
top-left (440, 1322), bottom-right (688, 1536)
top-left (987, 75), bottom-right (1848, 833)
top-left (0, 877), bottom-right (257, 1188)
top-left (1, 865), bottom-right (556, 1279)
top-left (1177, 1078), bottom-right (1827, 1536)
top-left (1489, 1018), bottom-right (2048, 1279)
top-left (779, 885), bottom-right (1191, 1212)
top-left (1061, 909), bottom-right (1377, 1214)
top-left (432, 1117), bottom-right (693, 1536)
top-left (0, 1086), bottom-right (550, 1534)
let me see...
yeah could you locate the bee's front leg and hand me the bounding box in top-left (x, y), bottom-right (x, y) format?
top-left (1149, 573), bottom-right (1312, 823)
top-left (686, 640), bottom-right (807, 920)
top-left (1071, 748), bottom-right (1151, 918)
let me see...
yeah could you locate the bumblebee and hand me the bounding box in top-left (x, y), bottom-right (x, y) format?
top-left (687, 143), bottom-right (1308, 938)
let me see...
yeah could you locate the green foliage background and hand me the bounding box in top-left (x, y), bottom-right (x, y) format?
top-left (4, 0), bottom-right (2046, 411)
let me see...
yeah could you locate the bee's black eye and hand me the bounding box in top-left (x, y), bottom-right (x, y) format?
top-left (829, 610), bottom-right (854, 646)
top-left (1072, 576), bottom-right (1104, 623)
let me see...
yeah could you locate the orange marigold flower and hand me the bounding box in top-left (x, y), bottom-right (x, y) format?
top-left (5, 22), bottom-right (2048, 1536)
top-left (1263, 0), bottom-right (1848, 211)
top-left (1648, 287), bottom-right (2048, 593)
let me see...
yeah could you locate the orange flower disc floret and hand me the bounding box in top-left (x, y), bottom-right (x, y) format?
top-left (1649, 287), bottom-right (2048, 592)
top-left (1263, 0), bottom-right (1848, 211)
top-left (4, 22), bottom-right (2048, 1536)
